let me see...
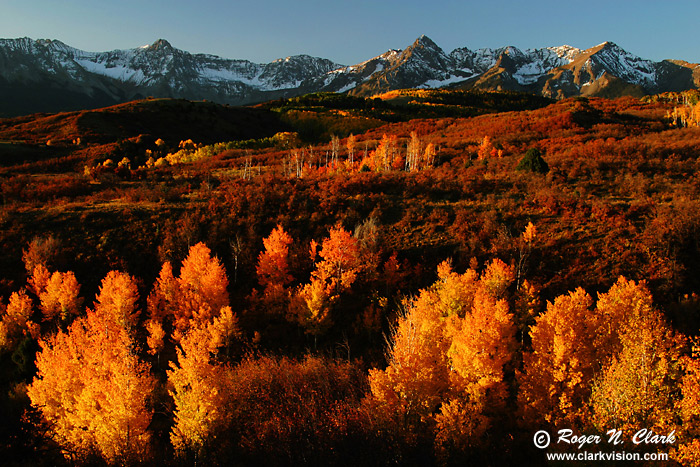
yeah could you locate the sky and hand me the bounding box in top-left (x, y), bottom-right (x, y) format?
top-left (2, 0), bottom-right (698, 65)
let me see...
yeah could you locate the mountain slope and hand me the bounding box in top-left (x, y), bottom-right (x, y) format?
top-left (0, 36), bottom-right (698, 116)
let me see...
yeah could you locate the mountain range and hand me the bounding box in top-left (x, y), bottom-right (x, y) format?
top-left (1, 35), bottom-right (699, 117)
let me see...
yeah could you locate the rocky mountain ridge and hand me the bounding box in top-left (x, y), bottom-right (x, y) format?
top-left (1, 35), bottom-right (698, 116)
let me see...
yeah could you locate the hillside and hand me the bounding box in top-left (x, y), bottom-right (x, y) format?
top-left (1, 91), bottom-right (698, 305)
top-left (0, 98), bottom-right (291, 145)
top-left (1, 91), bottom-right (700, 465)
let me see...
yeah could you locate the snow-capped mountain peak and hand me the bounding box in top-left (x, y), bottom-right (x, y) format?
top-left (0, 36), bottom-right (697, 116)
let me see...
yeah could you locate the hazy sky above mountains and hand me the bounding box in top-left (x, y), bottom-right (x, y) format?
top-left (3, 0), bottom-right (698, 64)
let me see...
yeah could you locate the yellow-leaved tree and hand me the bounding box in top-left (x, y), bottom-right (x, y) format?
top-left (0, 289), bottom-right (37, 353)
top-left (168, 306), bottom-right (240, 460)
top-left (369, 259), bottom-right (518, 457)
top-left (518, 287), bottom-right (598, 428)
top-left (27, 270), bottom-right (155, 464)
top-left (146, 242), bottom-right (230, 349)
top-left (590, 279), bottom-right (684, 435)
top-left (295, 226), bottom-right (363, 336)
top-left (674, 350), bottom-right (700, 466)
top-left (38, 270), bottom-right (82, 326)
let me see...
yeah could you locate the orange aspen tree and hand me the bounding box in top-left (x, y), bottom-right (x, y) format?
top-left (146, 261), bottom-right (178, 323)
top-left (28, 263), bottom-right (51, 297)
top-left (256, 225), bottom-right (294, 315)
top-left (145, 261), bottom-right (178, 355)
top-left (38, 271), bottom-right (81, 325)
top-left (314, 226), bottom-right (363, 294)
top-left (147, 243), bottom-right (230, 343)
top-left (146, 318), bottom-right (166, 358)
top-left (256, 225), bottom-right (294, 290)
top-left (93, 270), bottom-right (140, 332)
top-left (27, 293), bottom-right (155, 463)
top-left (21, 234), bottom-right (60, 275)
top-left (168, 314), bottom-right (239, 458)
top-left (674, 351), bottom-right (700, 466)
top-left (0, 289), bottom-right (36, 353)
top-left (518, 288), bottom-right (598, 428)
top-left (590, 299), bottom-right (683, 435)
top-left (295, 226), bottom-right (363, 335)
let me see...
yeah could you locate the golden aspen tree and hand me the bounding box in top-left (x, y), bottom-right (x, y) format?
top-left (369, 135), bottom-right (388, 171)
top-left (38, 271), bottom-right (81, 324)
top-left (512, 279), bottom-right (540, 345)
top-left (294, 226), bottom-right (363, 336)
top-left (27, 263), bottom-right (51, 297)
top-left (590, 304), bottom-right (683, 436)
top-left (369, 259), bottom-right (514, 430)
top-left (518, 288), bottom-right (598, 428)
top-left (433, 259), bottom-right (479, 317)
top-left (434, 262), bottom-right (516, 456)
top-left (369, 292), bottom-right (451, 426)
top-left (206, 306), bottom-right (240, 356)
top-left (346, 133), bottom-right (356, 165)
top-left (147, 243), bottom-right (230, 343)
top-left (434, 397), bottom-right (490, 459)
top-left (446, 290), bottom-right (515, 408)
top-left (177, 242), bottom-right (229, 328)
top-left (256, 225), bottom-right (294, 314)
top-left (674, 352), bottom-right (700, 466)
top-left (477, 136), bottom-right (495, 160)
top-left (478, 258), bottom-right (515, 299)
top-left (423, 142), bottom-right (436, 169)
top-left (28, 306), bottom-right (155, 464)
top-left (406, 131), bottom-right (421, 171)
top-left (516, 222), bottom-right (536, 290)
top-left (297, 276), bottom-right (335, 336)
top-left (0, 289), bottom-right (36, 353)
top-left (594, 277), bottom-right (659, 369)
top-left (93, 270), bottom-right (140, 332)
top-left (168, 321), bottom-right (234, 458)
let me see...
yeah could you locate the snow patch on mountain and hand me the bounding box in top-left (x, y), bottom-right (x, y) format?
top-left (420, 74), bottom-right (469, 88)
top-left (75, 58), bottom-right (147, 83)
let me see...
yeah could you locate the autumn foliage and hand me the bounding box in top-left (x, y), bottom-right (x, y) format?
top-left (3, 93), bottom-right (700, 465)
top-left (27, 279), bottom-right (155, 464)
top-left (368, 259), bottom-right (517, 459)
